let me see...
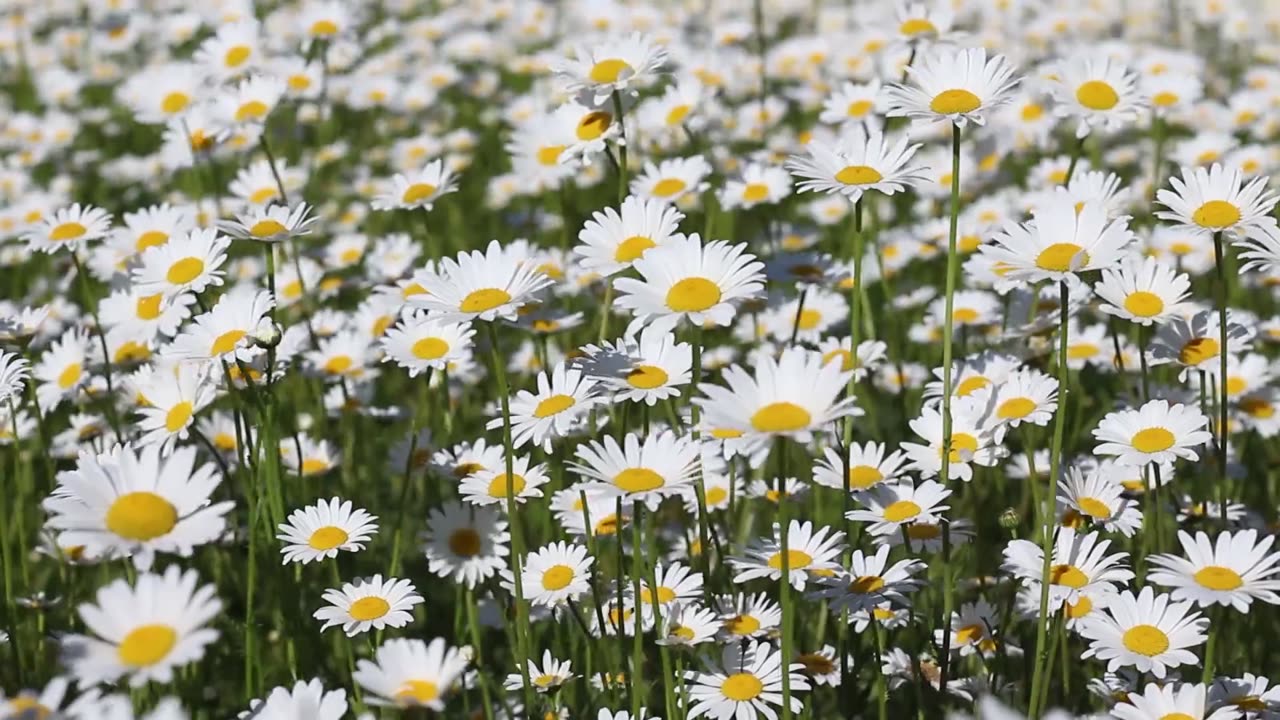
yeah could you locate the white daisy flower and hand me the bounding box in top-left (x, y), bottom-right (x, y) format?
top-left (886, 46), bottom-right (1020, 127)
top-left (24, 203), bottom-right (113, 254)
top-left (1092, 399), bottom-right (1213, 467)
top-left (553, 32), bottom-right (668, 103)
top-left (1050, 55), bottom-right (1146, 138)
top-left (846, 479), bottom-right (952, 537)
top-left (276, 497), bottom-right (379, 565)
top-left (353, 637), bottom-right (468, 709)
top-left (410, 240), bottom-right (554, 323)
top-left (1002, 527), bottom-right (1134, 612)
top-left (423, 500), bottom-right (509, 589)
top-left (1149, 529), bottom-right (1280, 612)
top-left (1080, 586), bottom-right (1208, 679)
top-left (314, 575), bottom-right (424, 636)
top-left (513, 540), bottom-right (594, 608)
top-left (730, 520), bottom-right (845, 591)
top-left (1156, 163), bottom-right (1278, 238)
top-left (1094, 256), bottom-right (1193, 326)
top-left (683, 639), bottom-right (809, 720)
top-left (787, 125), bottom-right (927, 203)
top-left (239, 678), bottom-right (348, 720)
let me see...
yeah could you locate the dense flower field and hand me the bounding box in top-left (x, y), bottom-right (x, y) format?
top-left (5, 0), bottom-right (1280, 718)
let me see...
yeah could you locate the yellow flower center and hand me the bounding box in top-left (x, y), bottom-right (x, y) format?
top-left (324, 355), bottom-right (353, 375)
top-left (997, 397), bottom-right (1037, 420)
top-left (614, 468), bottom-right (664, 493)
top-left (766, 548), bottom-right (813, 570)
top-left (1049, 564), bottom-right (1089, 588)
top-left (135, 230), bottom-right (169, 251)
top-left (1194, 565), bottom-right (1243, 590)
top-left (449, 528), bottom-right (482, 556)
top-left (164, 401), bottom-right (193, 432)
top-left (742, 183), bottom-right (770, 203)
top-left (301, 458), bottom-right (330, 475)
top-left (1066, 595), bottom-right (1093, 618)
top-left (1179, 337), bottom-right (1219, 365)
top-left (1242, 397), bottom-right (1275, 418)
top-left (1021, 103), bottom-right (1044, 121)
top-left (211, 329), bottom-right (247, 356)
top-left (846, 99), bottom-right (873, 117)
top-left (848, 465), bottom-right (884, 490)
top-left (132, 293), bottom-right (164, 320)
top-left (249, 187), bottom-right (277, 204)
top-left (952, 307), bottom-right (980, 324)
top-left (944, 432), bottom-right (979, 463)
top-left (402, 183), bottom-right (437, 204)
top-left (1192, 200), bottom-right (1241, 229)
top-left (249, 219), bottom-right (287, 237)
top-left (626, 364), bottom-right (668, 389)
top-left (750, 401), bottom-right (812, 432)
top-left (930, 89), bottom-right (981, 114)
top-left (1121, 624), bottom-right (1170, 656)
top-left (308, 526), bottom-right (349, 550)
top-left (721, 673), bottom-right (764, 701)
top-left (117, 623), bottom-right (177, 666)
top-left (882, 499), bottom-right (921, 522)
top-left (536, 145), bottom-right (565, 166)
top-left (349, 596), bottom-right (391, 621)
top-left (50, 221), bottom-right (86, 241)
top-left (166, 257), bottom-right (204, 285)
top-left (486, 473), bottom-right (527, 498)
top-left (161, 91), bottom-right (189, 114)
top-left (1131, 427), bottom-right (1175, 453)
top-left (849, 575), bottom-right (885, 594)
top-left (235, 100), bottom-right (269, 122)
top-left (411, 337), bottom-right (449, 360)
top-left (724, 614), bottom-right (760, 635)
top-left (706, 486), bottom-right (728, 505)
top-left (614, 235), bottom-right (656, 263)
top-left (394, 680), bottom-right (439, 705)
top-left (106, 491), bottom-right (177, 541)
top-left (460, 288), bottom-right (512, 313)
top-left (835, 165), bottom-right (883, 185)
top-left (652, 178), bottom-right (687, 197)
top-left (955, 623), bottom-right (985, 645)
top-left (666, 104), bottom-right (691, 126)
top-left (1078, 496), bottom-right (1112, 519)
top-left (1124, 291), bottom-right (1164, 317)
top-left (589, 58), bottom-right (633, 83)
top-left (1152, 91), bottom-right (1179, 107)
top-left (956, 376), bottom-right (990, 396)
top-left (576, 111), bottom-right (612, 141)
top-left (310, 19), bottom-right (339, 36)
top-left (1035, 243), bottom-right (1089, 272)
top-left (899, 18), bottom-right (938, 35)
top-left (1075, 80), bottom-right (1119, 110)
top-left (224, 45), bottom-right (251, 68)
top-left (541, 564), bottom-right (575, 590)
top-left (213, 433), bottom-right (237, 451)
top-left (665, 276), bottom-right (721, 312)
top-left (533, 394), bottom-right (575, 418)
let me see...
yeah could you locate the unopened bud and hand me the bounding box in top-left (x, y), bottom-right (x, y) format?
top-left (252, 318), bottom-right (282, 348)
top-left (999, 508), bottom-right (1020, 531)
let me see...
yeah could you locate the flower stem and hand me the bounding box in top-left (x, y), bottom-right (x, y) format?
top-left (1212, 230), bottom-right (1230, 525)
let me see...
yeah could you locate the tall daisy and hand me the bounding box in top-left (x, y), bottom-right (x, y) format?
top-left (1079, 586), bottom-right (1208, 679)
top-left (570, 430), bottom-right (699, 510)
top-left (353, 638), bottom-right (469, 709)
top-left (574, 195), bottom-right (684, 277)
top-left (1092, 399), bottom-right (1213, 467)
top-left (314, 575), bottom-right (423, 637)
top-left (553, 32), bottom-right (668, 103)
top-left (978, 196), bottom-right (1136, 282)
top-left (277, 497), bottom-right (379, 565)
top-left (730, 520), bottom-right (845, 591)
top-left (1094, 256), bottom-right (1192, 326)
top-left (886, 46), bottom-right (1019, 127)
top-left (1148, 529), bottom-right (1280, 612)
top-left (488, 361), bottom-right (601, 451)
top-left (423, 500), bottom-right (509, 589)
top-left (684, 640), bottom-right (809, 720)
top-left (1156, 163), bottom-right (1278, 238)
top-left (411, 240), bottom-right (555, 323)
top-left (786, 125), bottom-right (928, 203)
top-left (1050, 55), bottom-right (1146, 138)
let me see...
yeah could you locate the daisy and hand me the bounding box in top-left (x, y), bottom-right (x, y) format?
top-left (978, 196), bottom-right (1135, 282)
top-left (1050, 55), bottom-right (1146, 138)
top-left (813, 442), bottom-right (908, 493)
top-left (515, 541), bottom-right (594, 608)
top-left (371, 159), bottom-right (459, 211)
top-left (695, 346), bottom-right (858, 442)
top-left (1002, 527), bottom-right (1133, 611)
top-left (167, 288), bottom-right (275, 364)
top-left (657, 602), bottom-right (720, 647)
top-left (684, 640), bottom-right (808, 720)
top-left (505, 651), bottom-right (575, 694)
top-left (1095, 256), bottom-right (1193, 326)
top-left (380, 314), bottom-right (470, 378)
top-left (458, 454), bottom-right (550, 507)
top-left (194, 20), bottom-right (260, 79)
top-left (578, 325), bottom-right (692, 405)
top-left (32, 327), bottom-right (91, 411)
top-left (630, 156), bottom-right (712, 204)
top-left (0, 350), bottom-right (30, 407)
top-left (554, 32), bottom-right (667, 103)
top-left (886, 46), bottom-right (1020, 127)
top-left (574, 195), bottom-right (683, 277)
top-left (353, 637), bottom-right (469, 709)
top-left (1057, 466), bottom-right (1143, 537)
top-left (216, 74), bottom-right (285, 126)
top-left (971, 367), bottom-right (1059, 434)
top-left (130, 227), bottom-right (230, 299)
top-left (423, 500), bottom-right (509, 589)
top-left (614, 233), bottom-right (765, 335)
top-left (43, 443), bottom-right (233, 570)
top-left (571, 430), bottom-right (698, 510)
top-left (489, 361), bottom-right (601, 451)
top-left (314, 575), bottom-right (423, 637)
top-left (1092, 399), bottom-right (1213, 467)
top-left (62, 566), bottom-right (220, 687)
top-left (1080, 586), bottom-right (1208, 679)
top-left (731, 520), bottom-right (845, 590)
top-left (1149, 309), bottom-right (1254, 380)
top-left (277, 497), bottom-right (378, 565)
top-left (936, 599), bottom-right (1005, 659)
top-left (24, 203), bottom-right (112, 254)
top-left (304, 330), bottom-right (375, 381)
top-left (1113, 682), bottom-right (1240, 720)
top-left (846, 480), bottom-right (952, 537)
top-left (132, 360), bottom-right (216, 450)
top-left (786, 125), bottom-right (927, 203)
top-left (716, 593), bottom-right (783, 640)
top-left (1156, 163), bottom-right (1278, 238)
top-left (100, 286), bottom-right (194, 341)
top-left (818, 79), bottom-right (885, 127)
top-left (280, 435), bottom-right (341, 477)
top-left (549, 99), bottom-right (623, 165)
top-left (240, 679), bottom-right (348, 720)
top-left (1148, 529), bottom-right (1280, 612)
top-left (719, 163), bottom-right (792, 210)
top-left (220, 203), bottom-right (319, 243)
top-left (1209, 674), bottom-right (1280, 716)
top-left (411, 240), bottom-right (554, 323)
top-left (900, 403), bottom-right (1002, 482)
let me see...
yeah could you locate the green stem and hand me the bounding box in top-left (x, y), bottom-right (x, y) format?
top-left (1212, 231), bottom-right (1230, 525)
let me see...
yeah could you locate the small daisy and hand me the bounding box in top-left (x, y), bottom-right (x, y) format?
top-left (381, 312), bottom-right (474, 377)
top-left (371, 159), bottom-right (459, 212)
top-left (578, 325), bottom-right (692, 405)
top-left (554, 32), bottom-right (667, 103)
top-left (1148, 529), bottom-right (1280, 612)
top-left (62, 566), bottom-right (221, 687)
top-left (133, 360), bottom-right (216, 450)
top-left (900, 403), bottom-right (1002, 482)
top-left (458, 455), bottom-right (550, 507)
top-left (818, 79), bottom-right (885, 127)
top-left (786, 125), bottom-right (927, 203)
top-left (411, 240), bottom-right (554, 323)
top-left (936, 599), bottom-right (1006, 659)
top-left (1050, 55), bottom-right (1146, 138)
top-left (1209, 674), bottom-right (1280, 717)
top-left (505, 651), bottom-right (575, 694)
top-left (1002, 527), bottom-right (1133, 611)
top-left (613, 233), bottom-right (766, 335)
top-left (573, 195), bottom-right (684, 277)
top-left (422, 501), bottom-right (507, 589)
top-left (630, 156), bottom-right (712, 204)
top-left (24, 203), bottom-right (113, 254)
top-left (979, 196), bottom-right (1136, 282)
top-left (1156, 163), bottom-right (1278, 238)
top-left (571, 430), bottom-right (699, 510)
top-left (886, 46), bottom-right (1020, 127)
top-left (719, 162), bottom-right (792, 210)
top-left (813, 442), bottom-right (909, 493)
top-left (33, 328), bottom-right (92, 412)
top-left (846, 480), bottom-right (952, 537)
top-left (43, 444), bottom-right (233, 570)
top-left (277, 497), bottom-right (378, 565)
top-left (731, 520), bottom-right (845, 591)
top-left (1080, 586), bottom-right (1208, 679)
top-left (280, 435), bottom-right (341, 477)
top-left (657, 602), bottom-right (720, 647)
top-left (353, 637), bottom-right (468, 709)
top-left (515, 541), bottom-right (594, 608)
top-left (220, 203), bottom-right (319, 243)
top-left (1092, 399), bottom-right (1213, 467)
top-left (684, 640), bottom-right (808, 720)
top-left (1149, 310), bottom-right (1254, 380)
top-left (1057, 466), bottom-right (1143, 537)
top-left (240, 678), bottom-right (348, 720)
top-left (1113, 682), bottom-right (1239, 720)
top-left (971, 368), bottom-right (1059, 434)
top-left (216, 74), bottom-right (285, 126)
top-left (716, 593), bottom-right (783, 640)
top-left (314, 575), bottom-right (423, 637)
top-left (489, 361), bottom-right (601, 451)
top-left (1095, 256), bottom-right (1193, 326)
top-left (167, 288), bottom-right (275, 364)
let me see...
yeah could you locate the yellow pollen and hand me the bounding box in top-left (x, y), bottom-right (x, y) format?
top-left (796, 308), bottom-right (823, 331)
top-left (249, 187), bottom-right (278, 204)
top-left (711, 428), bottom-right (744, 439)
top-left (1194, 565), bottom-right (1243, 590)
top-left (882, 499), bottom-right (921, 522)
top-left (395, 680), bottom-right (439, 705)
top-left (1078, 497), bottom-right (1112, 519)
top-left (301, 458), bottom-right (330, 475)
top-left (210, 329), bottom-right (247, 356)
top-left (541, 564), bottom-right (574, 590)
top-left (50, 221), bottom-right (86, 241)
top-left (117, 624), bottom-right (177, 667)
top-left (1192, 200), bottom-right (1241, 229)
top-left (614, 235), bottom-right (656, 262)
top-left (955, 623), bottom-right (985, 645)
top-left (106, 491), bottom-right (177, 540)
top-left (1152, 91), bottom-right (1179, 107)
top-left (847, 99), bottom-right (873, 117)
top-left (235, 100), bottom-right (269, 122)
top-left (1066, 595), bottom-right (1093, 618)
top-left (1121, 624), bottom-right (1170, 656)
top-left (849, 575), bottom-right (885, 594)
top-left (486, 473), bottom-right (527, 498)
top-left (288, 74), bottom-right (312, 91)
top-left (1036, 243), bottom-right (1089, 272)
top-left (721, 673), bottom-right (764, 701)
top-left (308, 526), bottom-right (349, 550)
top-left (899, 18), bottom-right (938, 35)
top-left (1242, 397), bottom-right (1275, 418)
top-left (1076, 80), bottom-right (1119, 110)
top-left (1124, 291), bottom-right (1164, 317)
top-left (614, 468), bottom-right (664, 493)
top-left (930, 89), bottom-right (981, 114)
top-left (750, 402), bottom-right (812, 432)
top-left (224, 45), bottom-right (251, 68)
top-left (310, 19), bottom-right (339, 36)
top-left (665, 277), bottom-right (721, 312)
top-left (767, 548), bottom-right (813, 570)
top-left (1021, 103), bottom-right (1044, 121)
top-left (1049, 564), bottom-right (1089, 588)
top-left (402, 183), bottom-right (437, 204)
top-left (1179, 337), bottom-right (1219, 365)
top-left (323, 355), bottom-right (353, 375)
top-left (460, 288), bottom-right (512, 313)
top-left (166, 257), bottom-right (204, 285)
top-left (997, 397), bottom-right (1037, 420)
top-left (536, 145), bottom-right (565, 166)
top-left (164, 401), bottom-right (193, 432)
top-left (1131, 427), bottom-right (1175, 453)
top-left (589, 58), bottom-right (633, 83)
top-left (652, 178), bottom-right (687, 197)
top-left (835, 165), bottom-right (883, 185)
top-left (953, 307), bottom-right (980, 324)
top-left (533, 394), bottom-right (575, 418)
top-left (348, 596), bottom-right (391, 621)
top-left (136, 294), bottom-right (164, 320)
top-left (848, 465), bottom-right (883, 490)
top-left (944, 432), bottom-right (979, 463)
top-left (412, 337), bottom-right (449, 360)
top-left (161, 91), bottom-right (189, 114)
top-left (706, 486), bottom-right (728, 505)
top-left (956, 376), bottom-right (990, 396)
top-left (742, 183), bottom-right (770, 203)
top-left (576, 111), bottom-right (612, 141)
top-left (626, 364), bottom-right (668, 389)
top-left (249, 219), bottom-right (287, 237)
top-left (724, 614), bottom-right (760, 635)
